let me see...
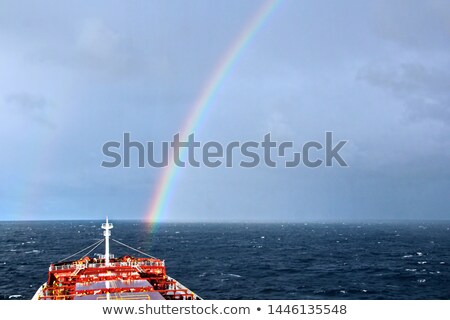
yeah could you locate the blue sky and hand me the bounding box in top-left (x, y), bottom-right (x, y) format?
top-left (0, 0), bottom-right (449, 221)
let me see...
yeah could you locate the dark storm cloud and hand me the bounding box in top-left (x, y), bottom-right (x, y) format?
top-left (358, 0), bottom-right (450, 125)
top-left (358, 63), bottom-right (450, 124)
top-left (373, 0), bottom-right (450, 51)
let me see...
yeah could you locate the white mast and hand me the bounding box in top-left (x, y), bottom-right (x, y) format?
top-left (101, 217), bottom-right (113, 266)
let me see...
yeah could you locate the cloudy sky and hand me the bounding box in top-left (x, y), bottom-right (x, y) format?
top-left (0, 0), bottom-right (449, 221)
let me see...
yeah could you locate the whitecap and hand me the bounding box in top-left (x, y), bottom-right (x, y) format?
top-left (313, 289), bottom-right (326, 294)
top-left (25, 250), bottom-right (41, 254)
top-left (260, 236), bottom-right (265, 239)
top-left (417, 261), bottom-right (427, 265)
top-left (227, 273), bottom-right (242, 278)
top-left (417, 279), bottom-right (426, 283)
top-left (405, 269), bottom-right (417, 272)
top-left (9, 295), bottom-right (22, 299)
top-left (402, 255), bottom-right (413, 258)
top-left (416, 252), bottom-right (423, 256)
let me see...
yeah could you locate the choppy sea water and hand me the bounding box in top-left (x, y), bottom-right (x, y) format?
top-left (0, 221), bottom-right (449, 300)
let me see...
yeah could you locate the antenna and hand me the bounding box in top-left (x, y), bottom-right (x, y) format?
top-left (101, 217), bottom-right (113, 266)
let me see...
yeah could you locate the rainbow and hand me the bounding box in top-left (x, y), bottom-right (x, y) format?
top-left (145, 0), bottom-right (281, 225)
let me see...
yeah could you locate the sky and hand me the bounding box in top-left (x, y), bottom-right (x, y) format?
top-left (0, 0), bottom-right (449, 221)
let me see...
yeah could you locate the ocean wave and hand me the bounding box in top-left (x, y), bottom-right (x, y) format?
top-left (25, 250), bottom-right (42, 254)
top-left (227, 273), bottom-right (243, 278)
top-left (417, 279), bottom-right (426, 283)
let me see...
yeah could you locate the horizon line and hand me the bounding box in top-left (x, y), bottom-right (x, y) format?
top-left (1, 218), bottom-right (449, 223)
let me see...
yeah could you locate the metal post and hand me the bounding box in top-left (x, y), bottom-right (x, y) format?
top-left (101, 217), bottom-right (113, 266)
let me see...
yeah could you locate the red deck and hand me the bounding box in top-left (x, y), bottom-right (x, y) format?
top-left (38, 256), bottom-right (198, 300)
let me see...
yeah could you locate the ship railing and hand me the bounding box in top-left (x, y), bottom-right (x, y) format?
top-left (52, 264), bottom-right (78, 271)
top-left (51, 260), bottom-right (165, 271)
top-left (166, 277), bottom-right (202, 300)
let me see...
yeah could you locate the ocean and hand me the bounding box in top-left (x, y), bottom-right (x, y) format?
top-left (0, 221), bottom-right (449, 300)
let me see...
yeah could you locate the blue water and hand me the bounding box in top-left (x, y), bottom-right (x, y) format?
top-left (0, 221), bottom-right (449, 299)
